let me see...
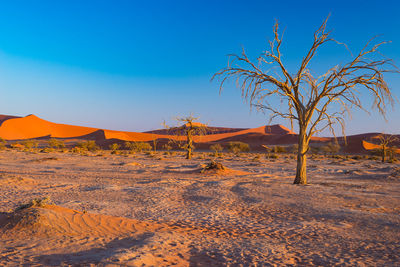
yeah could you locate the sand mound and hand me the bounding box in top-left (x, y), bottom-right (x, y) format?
top-left (0, 205), bottom-right (148, 238)
top-left (200, 161), bottom-right (250, 176)
top-left (0, 204), bottom-right (193, 265)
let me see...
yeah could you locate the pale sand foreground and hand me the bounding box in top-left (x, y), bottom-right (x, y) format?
top-left (0, 150), bottom-right (399, 266)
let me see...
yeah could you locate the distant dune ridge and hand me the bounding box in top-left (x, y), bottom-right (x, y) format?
top-left (0, 114), bottom-right (398, 153)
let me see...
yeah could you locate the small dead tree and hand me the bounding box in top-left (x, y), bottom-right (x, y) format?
top-left (165, 115), bottom-right (207, 159)
top-left (376, 134), bottom-right (399, 162)
top-left (213, 17), bottom-right (398, 184)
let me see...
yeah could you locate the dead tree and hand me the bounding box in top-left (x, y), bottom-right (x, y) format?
top-left (165, 115), bottom-right (207, 159)
top-left (213, 17), bottom-right (398, 184)
top-left (376, 134), bottom-right (399, 162)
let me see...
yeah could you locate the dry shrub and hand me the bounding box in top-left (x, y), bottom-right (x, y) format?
top-left (201, 160), bottom-right (226, 173)
top-left (16, 197), bottom-right (52, 211)
top-left (48, 139), bottom-right (65, 149)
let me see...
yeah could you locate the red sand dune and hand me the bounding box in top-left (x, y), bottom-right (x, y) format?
top-left (0, 114), bottom-right (398, 153)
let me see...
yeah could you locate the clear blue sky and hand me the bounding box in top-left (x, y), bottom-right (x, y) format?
top-left (0, 0), bottom-right (399, 135)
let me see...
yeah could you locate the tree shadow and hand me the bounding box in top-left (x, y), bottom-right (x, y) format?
top-left (188, 248), bottom-right (227, 267)
top-left (35, 232), bottom-right (154, 266)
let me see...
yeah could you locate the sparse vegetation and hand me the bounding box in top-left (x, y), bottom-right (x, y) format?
top-left (0, 137), bottom-right (6, 150)
top-left (272, 146), bottom-right (286, 153)
top-left (253, 154), bottom-right (261, 161)
top-left (210, 144), bottom-right (223, 157)
top-left (48, 138), bottom-right (65, 149)
top-left (75, 140), bottom-right (100, 152)
top-left (227, 141), bottom-right (250, 154)
top-left (125, 141), bottom-right (152, 153)
top-left (269, 153), bottom-right (279, 159)
top-left (321, 142), bottom-right (341, 156)
top-left (152, 137), bottom-right (158, 153)
top-left (109, 143), bottom-right (121, 154)
top-left (21, 140), bottom-right (38, 151)
top-left (162, 143), bottom-right (173, 155)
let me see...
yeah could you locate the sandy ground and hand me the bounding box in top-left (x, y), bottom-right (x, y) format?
top-left (0, 149), bottom-right (399, 266)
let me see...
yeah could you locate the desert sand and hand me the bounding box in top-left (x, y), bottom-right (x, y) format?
top-left (0, 149), bottom-right (399, 266)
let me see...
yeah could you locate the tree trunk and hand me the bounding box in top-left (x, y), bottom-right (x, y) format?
top-left (186, 130), bottom-right (193, 159)
top-left (382, 145), bottom-right (386, 163)
top-left (293, 127), bottom-right (308, 185)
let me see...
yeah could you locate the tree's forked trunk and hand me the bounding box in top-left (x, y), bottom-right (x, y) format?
top-left (294, 128), bottom-right (308, 185)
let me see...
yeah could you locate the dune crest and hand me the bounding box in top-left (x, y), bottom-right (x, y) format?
top-left (0, 114), bottom-right (98, 140)
top-left (362, 140), bottom-right (400, 153)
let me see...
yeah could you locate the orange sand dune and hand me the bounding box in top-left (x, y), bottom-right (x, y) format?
top-left (362, 140), bottom-right (400, 153)
top-left (363, 140), bottom-right (381, 151)
top-left (0, 114), bottom-right (297, 145)
top-left (193, 125), bottom-right (294, 143)
top-left (0, 114), bottom-right (175, 142)
top-left (103, 130), bottom-right (184, 142)
top-left (0, 115), bottom-right (98, 140)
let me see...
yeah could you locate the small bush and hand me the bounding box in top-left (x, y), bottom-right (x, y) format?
top-left (227, 141), bottom-right (250, 154)
top-left (163, 143), bottom-right (172, 152)
top-left (40, 147), bottom-right (54, 153)
top-left (71, 147), bottom-right (81, 154)
top-left (310, 145), bottom-right (321, 154)
top-left (21, 140), bottom-right (38, 151)
top-left (210, 144), bottom-right (223, 157)
top-left (125, 141), bottom-right (152, 153)
top-left (162, 144), bottom-right (173, 155)
top-left (109, 143), bottom-right (120, 154)
top-left (10, 142), bottom-right (25, 150)
top-left (0, 137), bottom-right (6, 150)
top-left (253, 154), bottom-right (261, 161)
top-left (48, 138), bottom-right (65, 149)
top-left (76, 140), bottom-right (100, 152)
top-left (321, 142), bottom-right (340, 155)
top-left (272, 146), bottom-right (286, 153)
top-left (370, 155), bottom-right (380, 161)
top-left (269, 153), bottom-right (279, 159)
top-left (291, 144), bottom-right (298, 153)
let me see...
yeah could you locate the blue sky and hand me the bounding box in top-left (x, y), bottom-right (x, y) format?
top-left (0, 0), bottom-right (399, 135)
